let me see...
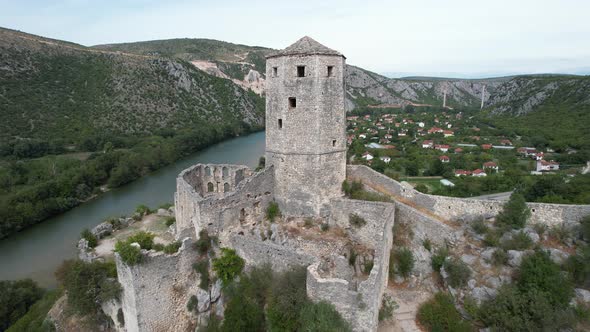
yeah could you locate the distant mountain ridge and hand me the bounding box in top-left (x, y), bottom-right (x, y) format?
top-left (94, 37), bottom-right (590, 113)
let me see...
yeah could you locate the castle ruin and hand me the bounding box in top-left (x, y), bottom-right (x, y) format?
top-left (111, 37), bottom-right (590, 332)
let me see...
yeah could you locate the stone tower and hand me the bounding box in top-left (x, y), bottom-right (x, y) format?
top-left (265, 36), bottom-right (347, 216)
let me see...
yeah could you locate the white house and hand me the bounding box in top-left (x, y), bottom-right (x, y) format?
top-left (379, 156), bottom-right (391, 163)
top-left (362, 152), bottom-right (374, 161)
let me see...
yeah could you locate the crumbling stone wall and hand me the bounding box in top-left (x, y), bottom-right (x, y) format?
top-left (230, 234), bottom-right (315, 272)
top-left (307, 198), bottom-right (394, 332)
top-left (348, 165), bottom-right (590, 226)
top-left (175, 165), bottom-right (274, 240)
top-left (116, 238), bottom-right (200, 332)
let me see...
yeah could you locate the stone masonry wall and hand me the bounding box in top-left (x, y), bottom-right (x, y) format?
top-left (230, 234), bottom-right (315, 272)
top-left (116, 238), bottom-right (200, 332)
top-left (266, 52), bottom-right (347, 217)
top-left (307, 198), bottom-right (394, 332)
top-left (347, 165), bottom-right (590, 227)
top-left (175, 165), bottom-right (275, 241)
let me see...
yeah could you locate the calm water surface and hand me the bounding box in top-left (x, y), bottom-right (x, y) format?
top-left (0, 132), bottom-right (265, 287)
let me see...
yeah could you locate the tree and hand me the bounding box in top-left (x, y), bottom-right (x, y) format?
top-left (496, 192), bottom-right (530, 229)
top-left (0, 279), bottom-right (43, 331)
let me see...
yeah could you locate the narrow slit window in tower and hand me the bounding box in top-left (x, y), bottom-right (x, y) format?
top-left (332, 139), bottom-right (336, 147)
top-left (288, 97), bottom-right (296, 109)
top-left (278, 118), bottom-right (283, 129)
top-left (272, 67), bottom-right (278, 77)
top-left (327, 66), bottom-right (334, 77)
top-left (297, 66), bottom-right (305, 77)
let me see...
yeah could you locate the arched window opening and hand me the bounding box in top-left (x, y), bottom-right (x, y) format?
top-left (207, 182), bottom-right (214, 192)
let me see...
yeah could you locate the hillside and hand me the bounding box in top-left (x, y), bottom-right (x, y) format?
top-left (0, 28), bottom-right (265, 145)
top-left (93, 39), bottom-right (508, 109)
top-left (0, 28), bottom-right (265, 239)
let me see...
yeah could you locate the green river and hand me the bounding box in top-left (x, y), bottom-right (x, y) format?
top-left (0, 132), bottom-right (265, 287)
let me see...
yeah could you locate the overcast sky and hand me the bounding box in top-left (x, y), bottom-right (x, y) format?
top-left (1, 0), bottom-right (589, 78)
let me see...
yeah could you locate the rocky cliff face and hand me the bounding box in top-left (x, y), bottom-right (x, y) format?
top-left (344, 66), bottom-right (509, 110)
top-left (484, 76), bottom-right (590, 115)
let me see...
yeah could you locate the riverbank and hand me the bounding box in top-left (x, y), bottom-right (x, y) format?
top-left (0, 127), bottom-right (264, 240)
top-left (0, 131), bottom-right (265, 287)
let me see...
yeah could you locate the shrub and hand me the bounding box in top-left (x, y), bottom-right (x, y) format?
top-left (164, 216), bottom-right (176, 227)
top-left (192, 260), bottom-right (210, 290)
top-left (533, 223), bottom-right (548, 236)
top-left (125, 231), bottom-right (155, 250)
top-left (135, 204), bottom-right (152, 216)
top-left (363, 259), bottom-right (374, 274)
top-left (518, 250), bottom-right (573, 306)
top-left (491, 249), bottom-right (508, 266)
top-left (266, 267), bottom-right (308, 331)
top-left (496, 193), bottom-right (530, 229)
top-left (303, 218), bottom-right (314, 228)
top-left (5, 289), bottom-right (61, 332)
top-left (564, 246), bottom-right (590, 288)
top-left (115, 241), bottom-right (143, 265)
top-left (0, 279), bottom-right (44, 331)
top-left (197, 314), bottom-right (222, 332)
top-left (471, 218), bottom-right (489, 235)
top-left (349, 213), bottom-right (367, 228)
top-left (548, 224), bottom-right (571, 245)
top-left (158, 202), bottom-right (173, 210)
top-left (422, 238), bottom-right (432, 252)
top-left (55, 260), bottom-right (120, 316)
top-left (392, 221), bottom-right (414, 246)
top-left (266, 202), bottom-right (281, 222)
top-left (501, 231), bottom-right (534, 251)
top-left (348, 249), bottom-right (357, 266)
top-left (298, 301), bottom-right (352, 332)
top-left (444, 258), bottom-right (471, 288)
top-left (163, 241), bottom-right (181, 254)
top-left (415, 183), bottom-right (429, 194)
top-left (417, 293), bottom-right (473, 332)
top-left (187, 295), bottom-right (198, 312)
top-left (483, 230), bottom-right (500, 247)
top-left (212, 248), bottom-right (244, 285)
top-left (431, 247), bottom-right (449, 272)
top-left (479, 284), bottom-right (575, 331)
top-left (378, 295), bottom-right (397, 322)
top-left (320, 223), bottom-right (330, 232)
top-left (194, 230), bottom-right (212, 254)
top-left (393, 247), bottom-right (414, 278)
top-left (152, 243), bottom-right (164, 251)
top-left (81, 228), bottom-right (98, 248)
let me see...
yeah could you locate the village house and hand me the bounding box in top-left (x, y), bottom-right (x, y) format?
top-left (472, 169), bottom-right (487, 177)
top-left (428, 127), bottom-right (444, 134)
top-left (481, 144), bottom-right (492, 150)
top-left (362, 152), bottom-right (374, 161)
top-left (455, 169), bottom-right (472, 176)
top-left (483, 161), bottom-right (499, 171)
top-left (439, 155), bottom-right (450, 163)
top-left (380, 156), bottom-right (391, 163)
top-left (435, 144), bottom-right (450, 152)
top-left (536, 160), bottom-right (560, 172)
top-left (454, 147), bottom-right (463, 153)
top-left (517, 147), bottom-right (537, 157)
top-left (422, 140), bottom-right (434, 148)
top-left (443, 130), bottom-right (454, 137)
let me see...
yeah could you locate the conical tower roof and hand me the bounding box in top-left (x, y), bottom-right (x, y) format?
top-left (267, 36), bottom-right (344, 58)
